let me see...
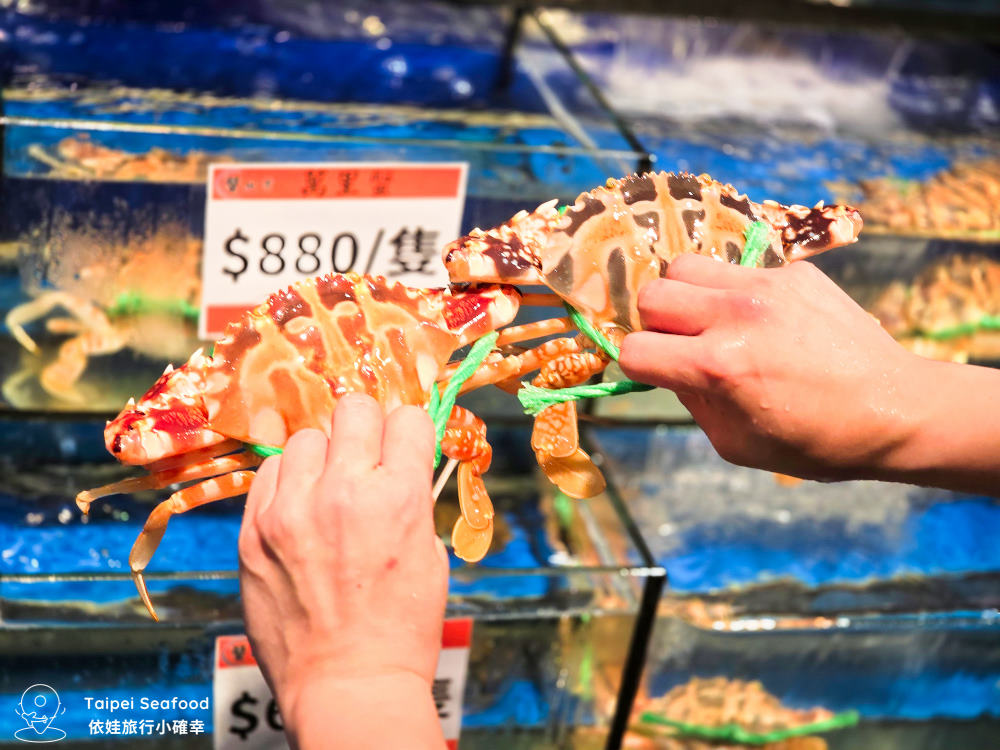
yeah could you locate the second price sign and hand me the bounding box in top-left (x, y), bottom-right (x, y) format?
top-left (200, 162), bottom-right (468, 339)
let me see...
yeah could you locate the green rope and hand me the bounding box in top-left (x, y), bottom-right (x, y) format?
top-left (515, 302), bottom-right (653, 415)
top-left (638, 709), bottom-right (860, 745)
top-left (106, 291), bottom-right (200, 321)
top-left (426, 331), bottom-right (499, 468)
top-left (248, 331), bottom-right (499, 468)
top-left (920, 314), bottom-right (1000, 341)
top-left (249, 444), bottom-right (283, 458)
top-left (565, 303), bottom-right (621, 361)
top-left (740, 220), bottom-right (771, 268)
top-left (519, 379), bottom-right (652, 416)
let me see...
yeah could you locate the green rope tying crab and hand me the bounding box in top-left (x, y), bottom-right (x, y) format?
top-left (426, 331), bottom-right (499, 468)
top-left (638, 708), bottom-right (859, 745)
top-left (106, 291), bottom-right (200, 321)
top-left (518, 220), bottom-right (772, 416)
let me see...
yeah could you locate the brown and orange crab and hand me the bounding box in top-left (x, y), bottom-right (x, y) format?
top-left (76, 274), bottom-right (531, 618)
top-left (442, 171), bottom-right (863, 496)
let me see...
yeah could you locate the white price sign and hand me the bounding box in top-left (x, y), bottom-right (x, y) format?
top-left (200, 162), bottom-right (468, 339)
top-left (213, 620), bottom-right (472, 750)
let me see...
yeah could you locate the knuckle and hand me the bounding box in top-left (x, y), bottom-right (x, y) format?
top-left (237, 530), bottom-right (264, 570)
top-left (258, 506), bottom-right (304, 547)
top-left (727, 291), bottom-right (767, 321)
top-left (700, 340), bottom-right (749, 386)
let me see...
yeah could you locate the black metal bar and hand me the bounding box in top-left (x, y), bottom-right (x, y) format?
top-left (496, 4), bottom-right (529, 91)
top-left (605, 568), bottom-right (665, 750)
top-left (583, 431), bottom-right (667, 750)
top-left (531, 9), bottom-right (654, 175)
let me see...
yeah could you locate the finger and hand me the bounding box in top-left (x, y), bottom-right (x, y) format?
top-left (382, 405), bottom-right (435, 501)
top-left (244, 454), bottom-right (282, 526)
top-left (240, 454), bottom-right (281, 552)
top-left (273, 428), bottom-right (329, 515)
top-left (637, 279), bottom-right (731, 335)
top-left (619, 331), bottom-right (712, 393)
top-left (328, 393), bottom-right (384, 475)
top-left (666, 252), bottom-right (763, 288)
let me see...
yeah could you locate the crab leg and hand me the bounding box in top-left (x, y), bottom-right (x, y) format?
top-left (457, 336), bottom-right (586, 394)
top-left (436, 317), bottom-right (575, 383)
top-left (518, 292), bottom-right (565, 307)
top-left (41, 325), bottom-right (130, 402)
top-left (530, 351), bottom-right (608, 499)
top-left (130, 470), bottom-right (258, 620)
top-left (5, 291), bottom-right (101, 354)
top-left (495, 317), bottom-right (575, 347)
top-left (440, 406), bottom-right (495, 562)
top-left (145, 439), bottom-right (245, 473)
top-left (75, 450), bottom-right (261, 512)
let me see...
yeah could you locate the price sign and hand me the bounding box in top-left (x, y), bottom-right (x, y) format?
top-left (200, 162), bottom-right (468, 339)
top-left (213, 620), bottom-right (472, 750)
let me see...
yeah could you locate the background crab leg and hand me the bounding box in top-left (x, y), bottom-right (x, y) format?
top-left (41, 324), bottom-right (130, 401)
top-left (440, 406), bottom-right (494, 562)
top-left (130, 469), bottom-right (258, 620)
top-left (76, 450), bottom-right (261, 511)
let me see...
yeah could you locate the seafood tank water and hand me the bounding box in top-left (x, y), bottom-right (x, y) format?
top-left (593, 426), bottom-right (1000, 748)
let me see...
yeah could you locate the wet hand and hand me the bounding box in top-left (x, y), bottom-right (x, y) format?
top-left (619, 254), bottom-right (926, 481)
top-left (238, 394), bottom-right (448, 738)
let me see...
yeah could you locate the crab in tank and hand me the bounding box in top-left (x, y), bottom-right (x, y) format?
top-left (4, 217), bottom-right (203, 408)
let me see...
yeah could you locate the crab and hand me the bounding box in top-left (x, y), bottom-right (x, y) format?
top-left (442, 171), bottom-right (863, 498)
top-left (631, 677), bottom-right (835, 750)
top-left (4, 226), bottom-right (203, 406)
top-left (833, 159), bottom-right (1000, 236)
top-left (869, 253), bottom-right (1000, 362)
top-left (28, 134), bottom-right (230, 183)
top-left (74, 273), bottom-right (603, 619)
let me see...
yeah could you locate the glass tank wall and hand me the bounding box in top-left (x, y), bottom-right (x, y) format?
top-left (0, 425), bottom-right (663, 748)
top-left (593, 426), bottom-right (1000, 748)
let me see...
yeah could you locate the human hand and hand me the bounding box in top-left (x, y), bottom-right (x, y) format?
top-left (238, 394), bottom-right (448, 748)
top-left (619, 254), bottom-right (929, 482)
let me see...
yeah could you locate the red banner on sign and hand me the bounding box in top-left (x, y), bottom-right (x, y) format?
top-left (205, 304), bottom-right (253, 335)
top-left (211, 165), bottom-right (463, 201)
top-left (217, 635), bottom-right (257, 669)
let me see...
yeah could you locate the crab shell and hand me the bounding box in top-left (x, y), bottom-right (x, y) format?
top-left (442, 171), bottom-right (863, 330)
top-left (105, 274), bottom-right (520, 465)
